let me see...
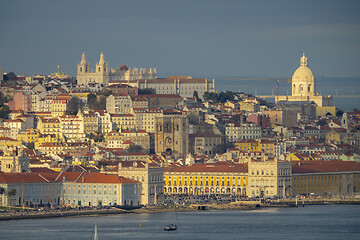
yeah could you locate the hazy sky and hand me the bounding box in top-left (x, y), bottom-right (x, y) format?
top-left (1, 0), bottom-right (359, 79)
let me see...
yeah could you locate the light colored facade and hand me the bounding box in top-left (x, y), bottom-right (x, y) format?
top-left (121, 129), bottom-right (150, 151)
top-left (37, 117), bottom-right (62, 138)
top-left (133, 108), bottom-right (163, 133)
top-left (77, 52), bottom-right (156, 85)
top-left (114, 76), bottom-right (215, 99)
top-left (189, 133), bottom-right (222, 157)
top-left (61, 172), bottom-right (141, 207)
top-left (0, 172), bottom-right (141, 207)
top-left (0, 172), bottom-right (61, 207)
top-left (3, 119), bottom-right (25, 132)
top-left (292, 160), bottom-right (360, 196)
top-left (58, 115), bottom-right (85, 142)
top-left (106, 94), bottom-right (132, 114)
top-left (111, 113), bottom-right (136, 131)
top-left (276, 54), bottom-right (332, 107)
top-left (0, 146), bottom-right (30, 173)
top-left (104, 130), bottom-right (123, 148)
top-left (154, 113), bottom-right (189, 159)
top-left (225, 121), bottom-right (262, 142)
top-left (118, 161), bottom-right (164, 205)
top-left (77, 111), bottom-right (99, 134)
top-left (95, 111), bottom-right (112, 134)
top-left (164, 162), bottom-right (248, 196)
top-left (248, 159), bottom-right (292, 198)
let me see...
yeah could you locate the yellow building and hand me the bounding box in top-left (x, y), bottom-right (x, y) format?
top-left (0, 136), bottom-right (22, 150)
top-left (34, 134), bottom-right (59, 149)
top-left (164, 162), bottom-right (248, 195)
top-left (292, 160), bottom-right (360, 196)
top-left (37, 117), bottom-right (62, 138)
top-left (286, 152), bottom-right (312, 162)
top-left (316, 106), bottom-right (336, 118)
top-left (235, 139), bottom-right (275, 158)
top-left (17, 128), bottom-right (41, 143)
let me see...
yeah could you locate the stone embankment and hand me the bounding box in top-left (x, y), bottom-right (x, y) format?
top-left (1, 197), bottom-right (359, 221)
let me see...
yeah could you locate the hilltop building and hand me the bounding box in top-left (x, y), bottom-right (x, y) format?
top-left (77, 52), bottom-right (156, 85)
top-left (276, 53), bottom-right (332, 107)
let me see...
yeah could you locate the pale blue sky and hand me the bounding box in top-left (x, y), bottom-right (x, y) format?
top-left (0, 0), bottom-right (359, 78)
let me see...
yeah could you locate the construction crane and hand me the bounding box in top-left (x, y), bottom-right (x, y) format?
top-left (224, 77), bottom-right (291, 98)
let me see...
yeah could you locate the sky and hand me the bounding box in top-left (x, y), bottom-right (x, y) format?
top-left (0, 0), bottom-right (359, 79)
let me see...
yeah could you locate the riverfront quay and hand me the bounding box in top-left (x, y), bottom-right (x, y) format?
top-left (1, 196), bottom-right (360, 221)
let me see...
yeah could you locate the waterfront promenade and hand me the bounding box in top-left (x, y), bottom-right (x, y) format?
top-left (1, 196), bottom-right (360, 221)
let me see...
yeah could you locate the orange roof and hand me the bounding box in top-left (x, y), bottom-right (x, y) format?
top-left (292, 160), bottom-right (360, 174)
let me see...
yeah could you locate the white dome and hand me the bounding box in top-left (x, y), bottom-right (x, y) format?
top-left (291, 53), bottom-right (316, 97)
top-left (292, 66), bottom-right (314, 82)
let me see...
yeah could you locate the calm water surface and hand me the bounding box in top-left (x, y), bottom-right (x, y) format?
top-left (0, 205), bottom-right (359, 240)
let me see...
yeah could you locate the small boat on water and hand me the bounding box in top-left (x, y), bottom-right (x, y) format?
top-left (164, 224), bottom-right (177, 231)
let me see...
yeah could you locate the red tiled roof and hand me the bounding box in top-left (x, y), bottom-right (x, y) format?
top-left (292, 160), bottom-right (360, 174)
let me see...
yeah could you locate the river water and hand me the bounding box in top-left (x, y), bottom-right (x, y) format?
top-left (1, 205), bottom-right (360, 240)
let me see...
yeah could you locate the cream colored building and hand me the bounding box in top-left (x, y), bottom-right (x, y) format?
top-left (77, 111), bottom-right (99, 134)
top-left (248, 159), bottom-right (292, 198)
top-left (276, 53), bottom-right (332, 107)
top-left (111, 113), bottom-right (136, 131)
top-left (58, 115), bottom-right (85, 142)
top-left (0, 147), bottom-right (30, 173)
top-left (114, 76), bottom-right (215, 99)
top-left (77, 52), bottom-right (156, 85)
top-left (106, 94), bottom-right (132, 114)
top-left (37, 117), bottom-right (62, 138)
top-left (117, 161), bottom-right (164, 205)
top-left (121, 129), bottom-right (150, 151)
top-left (133, 107), bottom-right (163, 133)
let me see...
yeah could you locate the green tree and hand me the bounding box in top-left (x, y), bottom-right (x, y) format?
top-left (87, 93), bottom-right (106, 110)
top-left (336, 110), bottom-right (344, 118)
top-left (66, 96), bottom-right (84, 115)
top-left (0, 105), bottom-right (10, 119)
top-left (193, 91), bottom-right (202, 103)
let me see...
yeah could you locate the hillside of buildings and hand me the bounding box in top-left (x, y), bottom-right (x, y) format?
top-left (0, 55), bottom-right (360, 210)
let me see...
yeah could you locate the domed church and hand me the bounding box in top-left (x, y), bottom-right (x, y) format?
top-left (276, 53), bottom-right (332, 107)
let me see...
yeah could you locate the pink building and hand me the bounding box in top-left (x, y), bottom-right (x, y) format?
top-left (6, 92), bottom-right (32, 113)
top-left (247, 113), bottom-right (270, 129)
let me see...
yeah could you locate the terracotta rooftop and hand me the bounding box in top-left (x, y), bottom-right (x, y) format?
top-left (292, 160), bottom-right (360, 174)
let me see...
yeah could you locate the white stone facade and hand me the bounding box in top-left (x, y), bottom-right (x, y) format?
top-left (77, 52), bottom-right (156, 85)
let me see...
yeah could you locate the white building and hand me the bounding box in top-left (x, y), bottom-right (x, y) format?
top-left (106, 94), bottom-right (132, 114)
top-left (58, 115), bottom-right (85, 141)
top-left (225, 121), bottom-right (262, 142)
top-left (114, 76), bottom-right (215, 99)
top-left (0, 172), bottom-right (141, 207)
top-left (248, 159), bottom-right (292, 198)
top-left (77, 52), bottom-right (156, 85)
top-left (276, 53), bottom-right (332, 107)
